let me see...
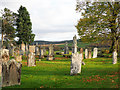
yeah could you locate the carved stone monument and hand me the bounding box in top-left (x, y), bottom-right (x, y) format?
top-left (72, 35), bottom-right (77, 53)
top-left (88, 49), bottom-right (92, 59)
top-left (64, 42), bottom-right (69, 54)
top-left (39, 46), bottom-right (44, 59)
top-left (93, 48), bottom-right (98, 58)
top-left (2, 59), bottom-right (22, 87)
top-left (47, 44), bottom-right (54, 60)
top-left (85, 49), bottom-right (88, 59)
top-left (70, 52), bottom-right (82, 75)
top-left (112, 49), bottom-right (117, 64)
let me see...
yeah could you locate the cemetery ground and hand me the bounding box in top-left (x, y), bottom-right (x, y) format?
top-left (3, 52), bottom-right (120, 88)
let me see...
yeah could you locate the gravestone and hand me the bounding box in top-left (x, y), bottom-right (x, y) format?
top-left (112, 50), bottom-right (117, 64)
top-left (35, 46), bottom-right (39, 55)
top-left (64, 42), bottom-right (69, 54)
top-left (9, 45), bottom-right (15, 57)
top-left (88, 49), bottom-right (92, 59)
top-left (70, 53), bottom-right (82, 75)
top-left (27, 52), bottom-right (36, 67)
top-left (85, 49), bottom-right (88, 59)
top-left (2, 59), bottom-right (22, 87)
top-left (72, 35), bottom-right (77, 53)
top-left (47, 44), bottom-right (54, 60)
top-left (39, 46), bottom-right (44, 59)
top-left (0, 49), bottom-right (9, 62)
top-left (93, 48), bottom-right (98, 58)
top-left (43, 47), bottom-right (47, 56)
top-left (21, 41), bottom-right (25, 54)
top-left (29, 45), bottom-right (35, 53)
top-left (80, 48), bottom-right (85, 65)
top-left (14, 48), bottom-right (22, 62)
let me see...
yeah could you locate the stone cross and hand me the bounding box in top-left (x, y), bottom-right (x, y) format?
top-left (85, 49), bottom-right (88, 59)
top-left (88, 49), bottom-right (92, 59)
top-left (93, 48), bottom-right (98, 58)
top-left (72, 35), bottom-right (77, 53)
top-left (64, 42), bottom-right (69, 54)
top-left (27, 52), bottom-right (36, 67)
top-left (70, 52), bottom-right (82, 75)
top-left (112, 49), bottom-right (117, 64)
top-left (2, 59), bottom-right (22, 87)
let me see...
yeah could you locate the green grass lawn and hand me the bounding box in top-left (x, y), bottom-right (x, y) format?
top-left (3, 54), bottom-right (120, 88)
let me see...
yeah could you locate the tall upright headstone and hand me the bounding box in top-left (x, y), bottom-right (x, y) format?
top-left (88, 49), bottom-right (92, 59)
top-left (72, 35), bottom-right (77, 53)
top-left (21, 41), bottom-right (25, 54)
top-left (85, 49), bottom-right (88, 59)
top-left (47, 44), bottom-right (54, 60)
top-left (93, 48), bottom-right (98, 58)
top-left (80, 48), bottom-right (85, 65)
top-left (112, 49), bottom-right (117, 64)
top-left (2, 59), bottom-right (22, 87)
top-left (70, 53), bottom-right (82, 75)
top-left (39, 46), bottom-right (44, 59)
top-left (35, 42), bottom-right (39, 55)
top-left (64, 42), bottom-right (69, 54)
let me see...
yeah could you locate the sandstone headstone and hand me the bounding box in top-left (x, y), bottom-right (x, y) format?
top-left (21, 41), bottom-right (25, 54)
top-left (72, 35), bottom-right (77, 53)
top-left (29, 45), bottom-right (35, 53)
top-left (93, 48), bottom-right (98, 58)
top-left (112, 50), bottom-right (117, 64)
top-left (27, 52), bottom-right (36, 67)
top-left (64, 42), bottom-right (69, 54)
top-left (70, 53), bottom-right (82, 75)
top-left (2, 59), bottom-right (22, 87)
top-left (85, 49), bottom-right (88, 59)
top-left (35, 46), bottom-right (39, 55)
top-left (88, 49), bottom-right (92, 59)
top-left (80, 48), bottom-right (85, 65)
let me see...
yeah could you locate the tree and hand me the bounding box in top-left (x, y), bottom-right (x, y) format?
top-left (76, 1), bottom-right (120, 52)
top-left (16, 5), bottom-right (35, 45)
top-left (0, 8), bottom-right (16, 46)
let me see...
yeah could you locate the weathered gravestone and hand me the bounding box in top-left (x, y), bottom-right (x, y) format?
top-left (64, 42), bottom-right (69, 54)
top-left (112, 49), bottom-right (117, 64)
top-left (85, 49), bottom-right (88, 59)
top-left (29, 45), bottom-right (35, 53)
top-left (72, 35), bottom-right (77, 53)
top-left (88, 49), bottom-right (92, 59)
top-left (39, 46), bottom-right (44, 59)
top-left (70, 53), bottom-right (82, 75)
top-left (80, 48), bottom-right (85, 65)
top-left (14, 48), bottom-right (22, 62)
top-left (0, 49), bottom-right (9, 62)
top-left (35, 46), bottom-right (39, 55)
top-left (21, 41), bottom-right (25, 54)
top-left (9, 45), bottom-right (15, 57)
top-left (47, 44), bottom-right (54, 60)
top-left (27, 52), bottom-right (36, 67)
top-left (93, 48), bottom-right (98, 58)
top-left (2, 59), bottom-right (22, 87)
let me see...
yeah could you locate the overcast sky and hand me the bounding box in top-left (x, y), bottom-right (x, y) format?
top-left (0, 0), bottom-right (82, 41)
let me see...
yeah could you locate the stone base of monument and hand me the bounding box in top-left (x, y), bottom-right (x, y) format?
top-left (47, 56), bottom-right (54, 60)
top-left (2, 59), bottom-right (22, 87)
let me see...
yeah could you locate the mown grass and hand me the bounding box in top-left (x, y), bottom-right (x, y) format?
top-left (3, 54), bottom-right (120, 88)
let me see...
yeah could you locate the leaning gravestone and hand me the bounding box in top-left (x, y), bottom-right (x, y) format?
top-left (2, 59), bottom-right (22, 87)
top-left (88, 49), bottom-right (92, 59)
top-left (93, 47), bottom-right (98, 58)
top-left (70, 53), bottom-right (82, 75)
top-left (47, 44), bottom-right (54, 60)
top-left (85, 49), bottom-right (88, 59)
top-left (64, 42), bottom-right (69, 54)
top-left (72, 35), bottom-right (77, 53)
top-left (112, 49), bottom-right (117, 64)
